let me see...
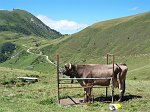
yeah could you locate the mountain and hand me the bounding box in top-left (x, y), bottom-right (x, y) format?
top-left (0, 9), bottom-right (62, 39)
top-left (1, 11), bottom-right (150, 81)
top-left (41, 11), bottom-right (150, 63)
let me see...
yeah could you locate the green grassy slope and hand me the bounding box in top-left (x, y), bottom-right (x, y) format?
top-left (0, 32), bottom-right (56, 74)
top-left (44, 11), bottom-right (150, 63)
top-left (0, 9), bottom-right (62, 39)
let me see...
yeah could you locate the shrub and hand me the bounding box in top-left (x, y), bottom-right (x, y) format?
top-left (0, 52), bottom-right (8, 63)
top-left (1, 42), bottom-right (16, 54)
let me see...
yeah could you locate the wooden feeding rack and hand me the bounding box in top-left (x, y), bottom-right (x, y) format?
top-left (56, 54), bottom-right (115, 105)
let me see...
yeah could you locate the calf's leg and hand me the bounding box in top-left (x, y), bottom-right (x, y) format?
top-left (118, 80), bottom-right (125, 102)
top-left (84, 87), bottom-right (92, 103)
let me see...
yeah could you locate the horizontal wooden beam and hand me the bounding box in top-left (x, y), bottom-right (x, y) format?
top-left (59, 77), bottom-right (112, 80)
top-left (59, 86), bottom-right (109, 89)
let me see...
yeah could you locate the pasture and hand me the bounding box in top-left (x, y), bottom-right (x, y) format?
top-left (0, 57), bottom-right (150, 112)
top-left (0, 33), bottom-right (150, 111)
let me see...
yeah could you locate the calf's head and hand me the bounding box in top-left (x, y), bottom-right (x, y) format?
top-left (62, 63), bottom-right (77, 83)
top-left (63, 63), bottom-right (74, 76)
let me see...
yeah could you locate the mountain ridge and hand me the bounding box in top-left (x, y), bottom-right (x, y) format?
top-left (0, 9), bottom-right (62, 39)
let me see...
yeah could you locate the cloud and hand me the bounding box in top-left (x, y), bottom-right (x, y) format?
top-left (130, 7), bottom-right (139, 11)
top-left (37, 14), bottom-right (88, 34)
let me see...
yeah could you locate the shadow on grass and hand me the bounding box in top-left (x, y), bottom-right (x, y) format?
top-left (123, 94), bottom-right (142, 101)
top-left (59, 95), bottom-right (142, 105)
top-left (93, 94), bottom-right (142, 103)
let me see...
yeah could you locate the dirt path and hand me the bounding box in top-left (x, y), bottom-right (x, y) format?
top-left (26, 47), bottom-right (57, 67)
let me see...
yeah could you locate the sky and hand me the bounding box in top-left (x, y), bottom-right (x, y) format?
top-left (0, 0), bottom-right (150, 34)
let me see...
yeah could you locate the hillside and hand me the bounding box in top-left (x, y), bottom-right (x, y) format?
top-left (41, 11), bottom-right (150, 63)
top-left (0, 32), bottom-right (57, 73)
top-left (1, 11), bottom-right (150, 80)
top-left (0, 9), bottom-right (62, 39)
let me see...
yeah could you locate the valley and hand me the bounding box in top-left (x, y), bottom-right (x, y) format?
top-left (0, 9), bottom-right (150, 112)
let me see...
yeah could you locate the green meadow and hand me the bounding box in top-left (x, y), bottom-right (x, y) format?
top-left (0, 61), bottom-right (150, 112)
top-left (0, 48), bottom-right (150, 112)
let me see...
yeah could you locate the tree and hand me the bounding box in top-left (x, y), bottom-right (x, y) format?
top-left (0, 42), bottom-right (16, 63)
top-left (0, 53), bottom-right (8, 63)
top-left (1, 42), bottom-right (16, 54)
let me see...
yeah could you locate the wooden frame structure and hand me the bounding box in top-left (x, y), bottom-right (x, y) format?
top-left (56, 54), bottom-right (115, 104)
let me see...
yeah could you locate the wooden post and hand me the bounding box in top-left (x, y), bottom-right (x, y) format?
top-left (57, 55), bottom-right (60, 104)
top-left (107, 54), bottom-right (109, 64)
top-left (110, 77), bottom-right (113, 103)
top-left (112, 55), bottom-right (115, 103)
top-left (106, 87), bottom-right (108, 98)
top-left (107, 54), bottom-right (115, 103)
top-left (106, 54), bottom-right (109, 98)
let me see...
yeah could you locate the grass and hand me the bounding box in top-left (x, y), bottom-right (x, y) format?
top-left (0, 11), bottom-right (150, 112)
top-left (0, 66), bottom-right (150, 112)
top-left (0, 32), bottom-right (57, 74)
top-left (0, 49), bottom-right (150, 111)
top-left (0, 50), bottom-right (56, 74)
